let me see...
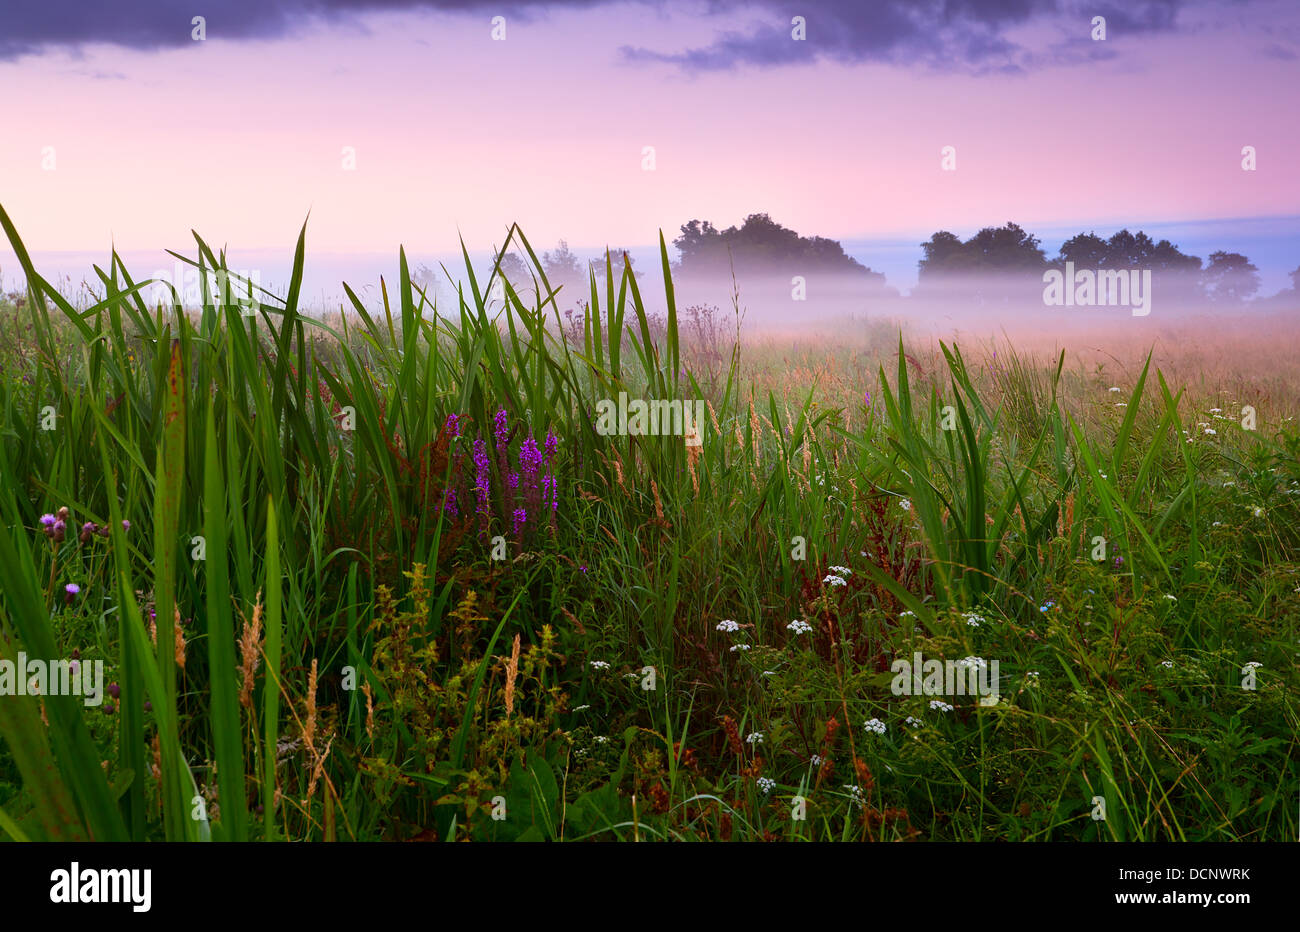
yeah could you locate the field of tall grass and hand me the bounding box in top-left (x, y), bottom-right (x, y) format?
top-left (1, 204), bottom-right (1297, 842)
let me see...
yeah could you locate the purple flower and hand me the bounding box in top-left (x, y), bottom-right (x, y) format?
top-left (64, 583), bottom-right (80, 605)
top-left (121, 519), bottom-right (131, 532)
top-left (511, 507), bottom-right (527, 536)
top-left (544, 429), bottom-right (558, 464)
top-left (443, 413), bottom-right (461, 439)
top-left (79, 522), bottom-right (96, 544)
top-left (443, 488), bottom-right (459, 517)
top-left (472, 439), bottom-right (491, 522)
top-left (494, 408), bottom-right (509, 448)
top-left (39, 513), bottom-right (56, 529)
top-left (579, 565), bottom-right (587, 574)
top-left (864, 390), bottom-right (870, 406)
top-left (52, 519), bottom-right (66, 542)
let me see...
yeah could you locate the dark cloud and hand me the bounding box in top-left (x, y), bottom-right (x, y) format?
top-left (0, 0), bottom-right (1227, 72)
top-left (623, 1), bottom-right (1197, 74)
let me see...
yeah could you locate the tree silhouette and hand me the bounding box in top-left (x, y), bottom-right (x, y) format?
top-left (1202, 251), bottom-right (1261, 304)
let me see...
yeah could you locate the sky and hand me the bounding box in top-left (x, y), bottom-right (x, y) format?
top-left (0, 0), bottom-right (1297, 302)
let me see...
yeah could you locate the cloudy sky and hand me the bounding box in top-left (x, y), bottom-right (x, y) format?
top-left (0, 0), bottom-right (1297, 297)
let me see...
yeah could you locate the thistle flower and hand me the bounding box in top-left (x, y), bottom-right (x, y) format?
top-left (63, 582), bottom-right (80, 604)
top-left (121, 519), bottom-right (131, 532)
top-left (39, 513), bottom-right (56, 533)
top-left (79, 522), bottom-right (96, 544)
top-left (52, 519), bottom-right (66, 542)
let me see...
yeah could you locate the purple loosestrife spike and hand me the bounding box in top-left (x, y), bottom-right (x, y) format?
top-left (444, 413), bottom-right (461, 438)
top-left (544, 429), bottom-right (558, 464)
top-left (494, 408), bottom-right (509, 448)
top-left (443, 488), bottom-right (458, 517)
top-left (473, 439), bottom-right (491, 531)
top-left (511, 507), bottom-right (527, 536)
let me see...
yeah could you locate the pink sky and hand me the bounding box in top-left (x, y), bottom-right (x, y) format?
top-left (0, 1), bottom-right (1296, 276)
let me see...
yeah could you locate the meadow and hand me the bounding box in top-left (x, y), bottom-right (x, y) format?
top-left (0, 206), bottom-right (1297, 842)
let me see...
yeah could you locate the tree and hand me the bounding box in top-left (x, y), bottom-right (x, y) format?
top-left (542, 240), bottom-right (583, 283)
top-left (588, 246), bottom-right (641, 288)
top-left (1202, 251), bottom-right (1261, 304)
top-left (491, 247), bottom-right (530, 287)
top-left (673, 213), bottom-right (886, 285)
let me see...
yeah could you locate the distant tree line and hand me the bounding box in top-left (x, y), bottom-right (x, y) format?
top-left (480, 216), bottom-right (1294, 309)
top-left (917, 222), bottom-right (1271, 306)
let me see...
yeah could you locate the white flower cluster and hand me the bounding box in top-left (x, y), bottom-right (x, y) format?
top-left (746, 731), bottom-right (764, 745)
top-left (964, 612), bottom-right (985, 628)
top-left (956, 656), bottom-right (987, 671)
top-left (757, 777), bottom-right (775, 793)
top-left (730, 644), bottom-right (751, 652)
top-left (904, 716), bottom-right (923, 728)
top-left (716, 619), bottom-right (741, 632)
top-left (823, 574), bottom-right (848, 587)
top-left (862, 718), bottom-right (886, 734)
top-left (928, 700), bottom-right (954, 713)
top-left (589, 660), bottom-right (610, 670)
top-left (787, 619), bottom-right (812, 635)
top-left (828, 565), bottom-right (852, 576)
top-left (843, 785), bottom-right (865, 806)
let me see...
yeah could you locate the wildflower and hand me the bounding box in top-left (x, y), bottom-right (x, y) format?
top-left (1253, 506), bottom-right (1265, 518)
top-left (589, 660), bottom-right (610, 670)
top-left (573, 704), bottom-right (591, 711)
top-left (843, 785), bottom-right (865, 806)
top-left (828, 565), bottom-right (852, 576)
top-left (1203, 428), bottom-right (1217, 436)
top-left (511, 507), bottom-right (527, 535)
top-left (493, 408), bottom-right (509, 448)
top-left (78, 522), bottom-right (95, 544)
top-left (716, 619), bottom-right (741, 633)
top-left (862, 718), bottom-right (886, 734)
top-left (593, 736), bottom-right (609, 744)
top-left (899, 498), bottom-right (912, 512)
top-left (1113, 555), bottom-right (1124, 568)
top-left (810, 754), bottom-right (822, 766)
top-left (1163, 594), bottom-right (1177, 601)
top-left (905, 716), bottom-right (923, 728)
top-left (1108, 386), bottom-right (1121, 393)
top-left (544, 428), bottom-right (558, 464)
top-left (472, 439), bottom-right (491, 516)
top-left (956, 656), bottom-right (987, 671)
top-left (443, 412), bottom-right (461, 438)
top-left (1039, 601), bottom-right (1055, 612)
top-left (107, 682), bottom-right (120, 700)
top-left (746, 732), bottom-right (764, 745)
top-left (1160, 660), bottom-right (1173, 669)
top-left (52, 519), bottom-right (66, 542)
top-left (1209, 407), bottom-right (1222, 413)
top-left (443, 488), bottom-right (458, 517)
top-left (964, 612), bottom-right (984, 627)
top-left (579, 564), bottom-right (587, 574)
top-left (1114, 403), bottom-right (1126, 408)
top-left (64, 583), bottom-right (80, 604)
top-left (786, 620), bottom-right (812, 635)
top-left (823, 574), bottom-right (847, 587)
top-left (757, 777), bottom-right (775, 793)
top-left (1244, 661), bottom-right (1262, 669)
top-left (900, 610), bottom-right (916, 619)
top-left (39, 513), bottom-right (55, 530)
top-left (729, 644), bottom-right (751, 652)
top-left (928, 700), bottom-right (953, 713)
top-left (121, 519), bottom-right (131, 532)
top-left (1026, 671), bottom-right (1040, 682)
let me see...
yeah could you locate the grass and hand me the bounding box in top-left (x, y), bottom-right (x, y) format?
top-left (0, 203), bottom-right (1297, 841)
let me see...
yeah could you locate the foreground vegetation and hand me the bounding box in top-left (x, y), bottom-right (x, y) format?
top-left (0, 205), bottom-right (1297, 842)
